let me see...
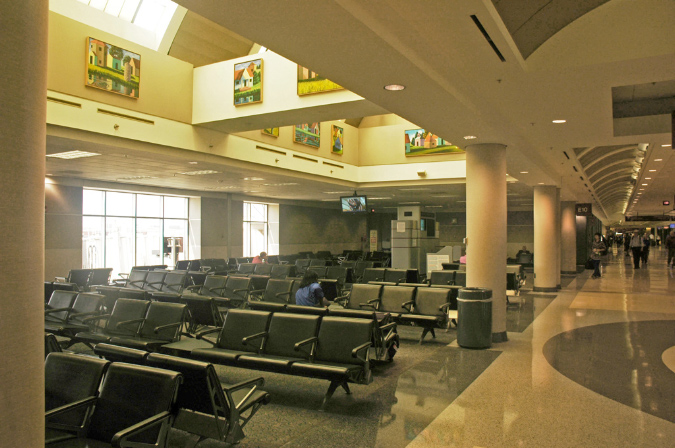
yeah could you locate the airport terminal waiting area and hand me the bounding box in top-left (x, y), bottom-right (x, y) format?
top-left (44, 251), bottom-right (532, 447)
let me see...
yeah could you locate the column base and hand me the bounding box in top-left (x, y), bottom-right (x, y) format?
top-left (533, 286), bottom-right (559, 292)
top-left (556, 284), bottom-right (561, 289)
top-left (492, 331), bottom-right (508, 343)
top-left (561, 270), bottom-right (577, 275)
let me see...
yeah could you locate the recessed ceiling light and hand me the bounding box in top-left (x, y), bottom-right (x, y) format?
top-left (519, 171), bottom-right (529, 174)
top-left (204, 186), bottom-right (240, 190)
top-left (243, 177), bottom-right (264, 181)
top-left (426, 205), bottom-right (444, 208)
top-left (655, 159), bottom-right (663, 161)
top-left (456, 200), bottom-right (466, 203)
top-left (117, 176), bottom-right (158, 180)
top-left (47, 150), bottom-right (101, 159)
top-left (399, 201), bottom-right (420, 205)
top-left (399, 188), bottom-right (430, 191)
top-left (262, 182), bottom-right (299, 186)
top-left (368, 197), bottom-right (391, 200)
top-left (463, 135), bottom-right (477, 140)
top-left (645, 177), bottom-right (652, 180)
top-left (639, 188), bottom-right (644, 191)
top-left (661, 144), bottom-right (672, 147)
top-left (323, 191), bottom-right (352, 194)
top-left (552, 119), bottom-right (567, 124)
top-left (641, 183), bottom-right (648, 186)
top-left (538, 182), bottom-right (545, 185)
top-left (384, 84), bottom-right (405, 91)
top-left (188, 161), bottom-right (198, 165)
top-left (320, 198), bottom-right (337, 202)
top-left (431, 194), bottom-right (457, 198)
top-left (648, 169), bottom-right (657, 172)
top-left (178, 170), bottom-right (221, 176)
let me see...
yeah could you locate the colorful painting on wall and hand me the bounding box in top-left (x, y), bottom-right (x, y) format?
top-left (294, 123), bottom-right (321, 148)
top-left (234, 59), bottom-right (263, 106)
top-left (404, 129), bottom-right (463, 156)
top-left (297, 65), bottom-right (343, 96)
top-left (331, 125), bottom-right (343, 155)
top-left (86, 37), bottom-right (141, 99)
top-left (261, 127), bottom-right (279, 137)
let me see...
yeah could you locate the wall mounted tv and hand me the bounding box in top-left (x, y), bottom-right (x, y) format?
top-left (341, 195), bottom-right (367, 212)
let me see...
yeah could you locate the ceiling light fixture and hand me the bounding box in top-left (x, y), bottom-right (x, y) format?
top-left (463, 135), bottom-right (477, 140)
top-left (262, 182), bottom-right (299, 186)
top-left (243, 177), bottom-right (264, 181)
top-left (399, 201), bottom-right (420, 205)
top-left (519, 171), bottom-right (528, 174)
top-left (648, 169), bottom-right (657, 172)
top-left (655, 159), bottom-right (663, 161)
top-left (399, 188), bottom-right (430, 191)
top-left (642, 183), bottom-right (648, 186)
top-left (188, 161), bottom-right (198, 165)
top-left (645, 177), bottom-right (652, 180)
top-left (552, 119), bottom-right (567, 124)
top-left (47, 150), bottom-right (101, 159)
top-left (384, 84), bottom-right (405, 91)
top-left (662, 144), bottom-right (672, 147)
top-left (178, 170), bottom-right (221, 176)
top-left (116, 175), bottom-right (158, 180)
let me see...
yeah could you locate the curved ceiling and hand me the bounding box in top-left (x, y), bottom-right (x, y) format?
top-left (490, 0), bottom-right (611, 59)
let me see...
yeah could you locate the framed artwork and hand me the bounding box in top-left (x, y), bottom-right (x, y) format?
top-left (294, 123), bottom-right (321, 148)
top-left (234, 59), bottom-right (263, 106)
top-left (261, 127), bottom-right (279, 137)
top-left (86, 37), bottom-right (141, 99)
top-left (297, 65), bottom-right (343, 96)
top-left (331, 125), bottom-right (343, 155)
top-left (404, 129), bottom-right (463, 156)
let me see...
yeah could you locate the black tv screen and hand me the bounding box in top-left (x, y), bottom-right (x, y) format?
top-left (341, 195), bottom-right (367, 212)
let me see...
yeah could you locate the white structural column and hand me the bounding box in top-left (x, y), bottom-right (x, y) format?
top-left (561, 201), bottom-right (578, 274)
top-left (466, 143), bottom-right (508, 342)
top-left (534, 186), bottom-right (559, 291)
top-left (555, 188), bottom-right (561, 288)
top-left (0, 2), bottom-right (48, 446)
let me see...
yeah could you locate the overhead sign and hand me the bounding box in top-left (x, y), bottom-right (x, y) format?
top-left (576, 203), bottom-right (592, 216)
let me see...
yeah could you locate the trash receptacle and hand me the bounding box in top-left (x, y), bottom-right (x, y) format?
top-left (457, 287), bottom-right (492, 349)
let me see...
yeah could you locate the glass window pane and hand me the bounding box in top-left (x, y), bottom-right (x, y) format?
top-left (243, 222), bottom-right (251, 257)
top-left (106, 191), bottom-right (135, 216)
top-left (119, 0), bottom-right (141, 21)
top-left (250, 203), bottom-right (267, 222)
top-left (243, 202), bottom-right (250, 221)
top-left (250, 222), bottom-right (267, 256)
top-left (134, 0), bottom-right (165, 31)
top-left (83, 216), bottom-right (104, 268)
top-left (83, 189), bottom-right (105, 215)
top-left (164, 196), bottom-right (188, 219)
top-left (136, 218), bottom-right (163, 267)
top-left (104, 0), bottom-right (125, 16)
top-left (106, 217), bottom-right (135, 278)
top-left (137, 194), bottom-right (163, 218)
top-left (164, 219), bottom-right (188, 266)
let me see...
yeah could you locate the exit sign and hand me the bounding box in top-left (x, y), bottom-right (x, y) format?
top-left (664, 201), bottom-right (671, 206)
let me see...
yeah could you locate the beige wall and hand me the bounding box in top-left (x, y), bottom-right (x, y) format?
top-left (436, 210), bottom-right (534, 257)
top-left (45, 184), bottom-right (83, 281)
top-left (201, 196), bottom-right (243, 259)
top-left (358, 115), bottom-right (466, 167)
top-left (279, 204), bottom-right (366, 255)
top-left (48, 11), bottom-right (193, 123)
top-left (235, 120), bottom-right (359, 166)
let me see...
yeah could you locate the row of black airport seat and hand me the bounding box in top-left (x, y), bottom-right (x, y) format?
top-left (45, 350), bottom-right (269, 446)
top-left (180, 309), bottom-right (377, 408)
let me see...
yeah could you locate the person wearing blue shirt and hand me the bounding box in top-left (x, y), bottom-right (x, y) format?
top-left (295, 270), bottom-right (330, 307)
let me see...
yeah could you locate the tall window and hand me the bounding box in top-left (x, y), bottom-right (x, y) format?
top-left (83, 189), bottom-right (189, 277)
top-left (243, 202), bottom-right (268, 257)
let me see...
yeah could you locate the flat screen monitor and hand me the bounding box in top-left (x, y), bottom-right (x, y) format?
top-left (341, 195), bottom-right (367, 213)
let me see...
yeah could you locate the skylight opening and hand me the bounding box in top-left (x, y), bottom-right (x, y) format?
top-left (60, 0), bottom-right (179, 51)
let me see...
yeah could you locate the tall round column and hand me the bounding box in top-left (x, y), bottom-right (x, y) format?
top-left (561, 201), bottom-right (578, 274)
top-left (466, 143), bottom-right (507, 343)
top-left (534, 186), bottom-right (559, 291)
top-left (555, 188), bottom-right (561, 288)
top-left (0, 2), bottom-right (48, 446)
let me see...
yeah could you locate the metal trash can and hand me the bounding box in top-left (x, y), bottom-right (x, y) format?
top-left (457, 287), bottom-right (492, 349)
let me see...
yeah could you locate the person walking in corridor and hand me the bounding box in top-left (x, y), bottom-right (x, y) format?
top-left (591, 233), bottom-right (606, 279)
top-left (666, 230), bottom-right (675, 268)
top-left (629, 230), bottom-right (644, 269)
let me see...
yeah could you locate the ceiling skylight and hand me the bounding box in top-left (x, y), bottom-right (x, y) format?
top-left (55, 0), bottom-right (181, 51)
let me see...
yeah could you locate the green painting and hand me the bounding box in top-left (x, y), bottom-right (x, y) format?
top-left (86, 37), bottom-right (140, 99)
top-left (297, 65), bottom-right (343, 96)
top-left (405, 129), bottom-right (463, 156)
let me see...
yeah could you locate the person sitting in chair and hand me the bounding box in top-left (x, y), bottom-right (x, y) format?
top-left (252, 251), bottom-right (267, 264)
top-left (516, 246), bottom-right (531, 257)
top-left (295, 270), bottom-right (330, 307)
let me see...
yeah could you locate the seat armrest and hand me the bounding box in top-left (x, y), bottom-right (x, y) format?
top-left (359, 298), bottom-right (379, 310)
top-left (223, 377), bottom-right (266, 410)
top-left (54, 276), bottom-right (67, 283)
top-left (379, 322), bottom-right (397, 332)
top-left (82, 314), bottom-right (111, 324)
top-left (439, 302), bottom-right (451, 312)
top-left (185, 284), bottom-right (201, 292)
top-left (351, 341), bottom-right (372, 364)
top-left (401, 300), bottom-right (414, 313)
top-left (45, 396), bottom-right (97, 421)
top-left (68, 311), bottom-right (100, 319)
top-left (116, 318), bottom-right (145, 329)
top-left (242, 331), bottom-right (267, 346)
top-left (118, 273), bottom-right (130, 279)
top-left (294, 336), bottom-right (318, 359)
top-left (127, 280), bottom-right (145, 288)
top-left (110, 411), bottom-right (172, 448)
top-left (154, 322), bottom-right (182, 334)
top-left (275, 291), bottom-right (291, 298)
top-left (195, 327), bottom-right (220, 345)
top-left (44, 307), bottom-right (72, 315)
